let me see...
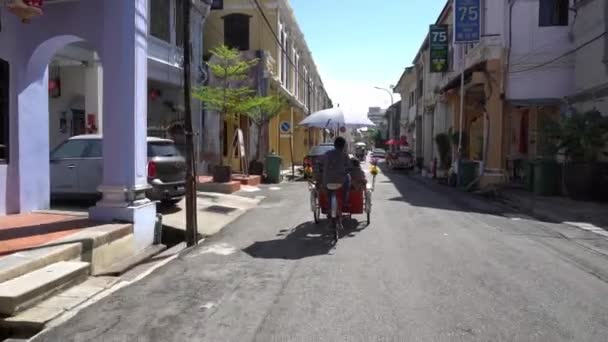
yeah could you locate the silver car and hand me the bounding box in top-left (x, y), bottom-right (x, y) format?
top-left (50, 135), bottom-right (186, 204)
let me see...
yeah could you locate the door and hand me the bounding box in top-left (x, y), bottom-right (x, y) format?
top-left (77, 138), bottom-right (103, 195)
top-left (50, 139), bottom-right (90, 196)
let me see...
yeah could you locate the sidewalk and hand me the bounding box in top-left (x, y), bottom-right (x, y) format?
top-left (497, 188), bottom-right (608, 232)
top-left (409, 173), bottom-right (608, 233)
top-left (161, 191), bottom-right (264, 237)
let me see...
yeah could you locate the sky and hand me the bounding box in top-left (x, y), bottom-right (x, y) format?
top-left (290, 0), bottom-right (446, 116)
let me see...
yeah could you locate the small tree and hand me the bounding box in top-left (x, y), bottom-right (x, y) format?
top-left (245, 94), bottom-right (288, 161)
top-left (193, 45), bottom-right (260, 166)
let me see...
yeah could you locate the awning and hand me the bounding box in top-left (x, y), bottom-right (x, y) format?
top-left (507, 98), bottom-right (564, 106)
top-left (441, 61), bottom-right (487, 92)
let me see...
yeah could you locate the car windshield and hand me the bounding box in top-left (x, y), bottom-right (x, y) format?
top-left (308, 145), bottom-right (334, 156)
top-left (148, 141), bottom-right (181, 157)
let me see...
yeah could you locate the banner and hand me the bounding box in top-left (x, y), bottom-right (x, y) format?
top-left (429, 25), bottom-right (449, 73)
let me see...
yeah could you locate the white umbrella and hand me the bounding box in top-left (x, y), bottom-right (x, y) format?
top-left (299, 108), bottom-right (375, 129)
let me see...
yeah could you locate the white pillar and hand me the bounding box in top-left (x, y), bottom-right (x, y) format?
top-left (84, 55), bottom-right (103, 134)
top-left (90, 0), bottom-right (156, 250)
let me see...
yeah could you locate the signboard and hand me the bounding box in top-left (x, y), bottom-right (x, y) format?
top-left (280, 121), bottom-right (291, 138)
top-left (454, 0), bottom-right (481, 43)
top-left (429, 25), bottom-right (449, 73)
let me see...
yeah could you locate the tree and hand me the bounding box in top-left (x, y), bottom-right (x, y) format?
top-left (245, 94), bottom-right (288, 161)
top-left (193, 45), bottom-right (260, 166)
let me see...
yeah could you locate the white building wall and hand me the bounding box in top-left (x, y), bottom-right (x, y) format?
top-left (506, 0), bottom-right (575, 100)
top-left (572, 0), bottom-right (608, 114)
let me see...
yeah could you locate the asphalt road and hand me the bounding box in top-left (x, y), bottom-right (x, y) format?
top-left (35, 169), bottom-right (608, 341)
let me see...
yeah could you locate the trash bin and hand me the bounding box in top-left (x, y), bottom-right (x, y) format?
top-left (458, 160), bottom-right (478, 189)
top-left (525, 160), bottom-right (535, 192)
top-left (533, 159), bottom-right (560, 196)
top-left (265, 154), bottom-right (283, 184)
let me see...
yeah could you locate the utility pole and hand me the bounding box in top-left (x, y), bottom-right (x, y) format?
top-left (183, 0), bottom-right (198, 246)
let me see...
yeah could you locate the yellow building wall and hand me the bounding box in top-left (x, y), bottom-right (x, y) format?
top-left (203, 0), bottom-right (280, 61)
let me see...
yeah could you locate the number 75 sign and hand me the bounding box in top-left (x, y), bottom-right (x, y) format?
top-left (454, 0), bottom-right (481, 43)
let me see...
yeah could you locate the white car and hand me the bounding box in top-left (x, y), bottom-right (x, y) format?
top-left (50, 135), bottom-right (186, 204)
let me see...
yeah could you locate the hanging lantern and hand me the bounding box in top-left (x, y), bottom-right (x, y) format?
top-left (7, 0), bottom-right (43, 23)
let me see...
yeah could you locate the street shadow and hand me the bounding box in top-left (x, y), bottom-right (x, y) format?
top-left (381, 164), bottom-right (608, 232)
top-left (243, 218), bottom-right (367, 260)
top-left (380, 164), bottom-right (518, 218)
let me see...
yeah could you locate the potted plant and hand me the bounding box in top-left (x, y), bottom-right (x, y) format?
top-left (193, 45), bottom-right (261, 183)
top-left (556, 110), bottom-right (608, 200)
top-left (245, 94), bottom-right (288, 176)
top-left (434, 132), bottom-right (451, 178)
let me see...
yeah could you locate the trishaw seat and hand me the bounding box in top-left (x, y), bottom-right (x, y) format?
top-left (326, 183), bottom-right (343, 191)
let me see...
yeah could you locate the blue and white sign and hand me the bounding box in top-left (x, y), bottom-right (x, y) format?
top-left (454, 0), bottom-right (481, 44)
top-left (280, 121), bottom-right (291, 133)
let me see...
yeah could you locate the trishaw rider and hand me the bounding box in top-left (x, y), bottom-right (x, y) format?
top-left (322, 137), bottom-right (352, 210)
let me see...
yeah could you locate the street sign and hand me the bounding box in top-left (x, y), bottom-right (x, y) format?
top-left (454, 0), bottom-right (481, 44)
top-left (429, 25), bottom-right (449, 73)
top-left (280, 121), bottom-right (291, 138)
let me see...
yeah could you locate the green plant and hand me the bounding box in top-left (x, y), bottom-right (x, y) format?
top-left (245, 94), bottom-right (288, 160)
top-left (558, 110), bottom-right (608, 162)
top-left (193, 45), bottom-right (261, 165)
top-left (537, 116), bottom-right (562, 159)
top-left (434, 133), bottom-right (451, 169)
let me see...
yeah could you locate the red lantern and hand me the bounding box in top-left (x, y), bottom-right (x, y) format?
top-left (7, 0), bottom-right (43, 23)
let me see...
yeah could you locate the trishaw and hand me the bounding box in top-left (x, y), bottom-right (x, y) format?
top-left (308, 158), bottom-right (377, 243)
top-left (298, 107), bottom-right (377, 243)
top-left (309, 177), bottom-right (373, 243)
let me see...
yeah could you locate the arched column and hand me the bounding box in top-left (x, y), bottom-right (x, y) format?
top-left (18, 35), bottom-right (86, 213)
top-left (89, 0), bottom-right (156, 250)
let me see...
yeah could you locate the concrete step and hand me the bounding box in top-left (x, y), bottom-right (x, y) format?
top-left (0, 243), bottom-right (82, 284)
top-left (0, 261), bottom-right (89, 316)
top-left (0, 223), bottom-right (134, 285)
top-left (94, 244), bottom-right (166, 276)
top-left (0, 276), bottom-right (119, 339)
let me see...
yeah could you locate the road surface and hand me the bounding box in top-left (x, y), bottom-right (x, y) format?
top-left (36, 169), bottom-right (608, 341)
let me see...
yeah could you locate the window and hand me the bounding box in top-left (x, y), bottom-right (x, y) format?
top-left (150, 0), bottom-right (171, 42)
top-left (51, 139), bottom-right (90, 160)
top-left (176, 0), bottom-right (184, 47)
top-left (148, 141), bottom-right (181, 157)
top-left (539, 0), bottom-right (569, 26)
top-left (280, 30), bottom-right (288, 85)
top-left (211, 0), bottom-right (223, 10)
top-left (223, 13), bottom-right (251, 51)
top-left (0, 59), bottom-right (8, 162)
top-left (409, 92), bottom-right (415, 108)
top-left (294, 52), bottom-right (299, 98)
top-left (286, 41), bottom-right (292, 92)
top-left (417, 79), bottom-right (423, 98)
top-left (85, 140), bottom-right (102, 158)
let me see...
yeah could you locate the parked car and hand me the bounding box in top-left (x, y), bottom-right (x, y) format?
top-left (50, 135), bottom-right (186, 205)
top-left (371, 148), bottom-right (386, 159)
top-left (388, 150), bottom-right (415, 170)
